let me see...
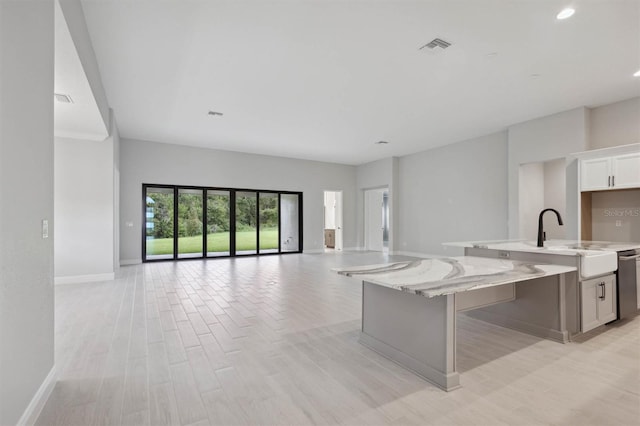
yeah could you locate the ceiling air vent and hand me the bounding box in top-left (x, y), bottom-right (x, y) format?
top-left (419, 38), bottom-right (452, 51)
top-left (54, 93), bottom-right (73, 103)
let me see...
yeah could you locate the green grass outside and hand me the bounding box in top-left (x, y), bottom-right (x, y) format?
top-left (146, 228), bottom-right (278, 255)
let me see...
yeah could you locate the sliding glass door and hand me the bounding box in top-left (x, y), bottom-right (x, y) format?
top-left (206, 190), bottom-right (231, 257)
top-left (259, 192), bottom-right (279, 253)
top-left (145, 186), bottom-right (175, 260)
top-left (143, 184), bottom-right (302, 261)
top-left (235, 191), bottom-right (257, 255)
top-left (280, 193), bottom-right (300, 252)
top-left (177, 188), bottom-right (204, 259)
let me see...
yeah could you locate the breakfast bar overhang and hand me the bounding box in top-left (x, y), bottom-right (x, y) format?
top-left (335, 256), bottom-right (577, 391)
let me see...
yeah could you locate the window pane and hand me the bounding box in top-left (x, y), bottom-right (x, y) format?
top-left (207, 190), bottom-right (230, 257)
top-left (259, 193), bottom-right (278, 253)
top-left (145, 187), bottom-right (174, 260)
top-left (280, 194), bottom-right (300, 252)
top-left (177, 188), bottom-right (203, 258)
top-left (235, 191), bottom-right (257, 255)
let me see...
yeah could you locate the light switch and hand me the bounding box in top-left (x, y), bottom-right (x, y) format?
top-left (126, 221), bottom-right (134, 227)
top-left (42, 219), bottom-right (49, 239)
top-left (616, 220), bottom-right (622, 227)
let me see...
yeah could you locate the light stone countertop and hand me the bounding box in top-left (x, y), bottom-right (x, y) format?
top-left (334, 256), bottom-right (576, 298)
top-left (444, 239), bottom-right (640, 254)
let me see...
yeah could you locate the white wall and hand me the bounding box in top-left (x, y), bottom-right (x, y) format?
top-left (518, 162), bottom-right (545, 240)
top-left (518, 159), bottom-right (566, 241)
top-left (364, 188), bottom-right (385, 251)
top-left (543, 158), bottom-right (566, 239)
top-left (0, 1), bottom-right (55, 424)
top-left (590, 97), bottom-right (640, 150)
top-left (356, 157), bottom-right (398, 251)
top-left (119, 138), bottom-right (357, 263)
top-left (58, 0), bottom-right (110, 133)
top-left (507, 107), bottom-right (589, 239)
top-left (112, 115), bottom-right (120, 271)
top-left (397, 131), bottom-right (509, 256)
top-left (54, 135), bottom-right (115, 282)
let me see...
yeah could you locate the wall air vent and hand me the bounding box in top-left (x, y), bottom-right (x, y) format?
top-left (54, 93), bottom-right (73, 103)
top-left (419, 38), bottom-right (452, 51)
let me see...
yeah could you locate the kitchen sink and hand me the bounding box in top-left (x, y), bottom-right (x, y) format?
top-left (547, 246), bottom-right (617, 278)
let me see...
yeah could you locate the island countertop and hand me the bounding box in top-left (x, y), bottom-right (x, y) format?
top-left (444, 239), bottom-right (640, 254)
top-left (334, 256), bottom-right (576, 298)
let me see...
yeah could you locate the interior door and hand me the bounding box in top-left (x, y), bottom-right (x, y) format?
top-left (334, 191), bottom-right (343, 251)
top-left (365, 189), bottom-right (384, 251)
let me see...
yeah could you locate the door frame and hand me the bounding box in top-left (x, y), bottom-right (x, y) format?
top-left (363, 186), bottom-right (388, 252)
top-left (323, 190), bottom-right (343, 251)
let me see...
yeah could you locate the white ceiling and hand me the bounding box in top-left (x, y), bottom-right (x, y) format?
top-left (80, 0), bottom-right (640, 165)
top-left (54, 1), bottom-right (108, 140)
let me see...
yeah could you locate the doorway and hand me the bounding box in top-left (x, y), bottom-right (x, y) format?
top-left (364, 187), bottom-right (389, 252)
top-left (323, 190), bottom-right (343, 251)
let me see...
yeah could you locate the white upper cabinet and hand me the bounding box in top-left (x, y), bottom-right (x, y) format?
top-left (581, 158), bottom-right (611, 191)
top-left (612, 153), bottom-right (640, 189)
top-left (581, 152), bottom-right (640, 191)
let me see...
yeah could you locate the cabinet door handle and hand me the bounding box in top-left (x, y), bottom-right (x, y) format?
top-left (608, 176), bottom-right (611, 187)
top-left (612, 176), bottom-right (615, 187)
top-left (598, 282), bottom-right (606, 300)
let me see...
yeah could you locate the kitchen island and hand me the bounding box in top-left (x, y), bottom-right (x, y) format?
top-left (335, 256), bottom-right (576, 391)
top-left (446, 239), bottom-right (640, 331)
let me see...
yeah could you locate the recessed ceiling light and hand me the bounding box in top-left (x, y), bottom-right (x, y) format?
top-left (485, 52), bottom-right (498, 58)
top-left (375, 141), bottom-right (390, 145)
top-left (54, 93), bottom-right (73, 103)
top-left (634, 69), bottom-right (640, 77)
top-left (556, 8), bottom-right (575, 20)
top-left (208, 111), bottom-right (223, 116)
top-left (530, 74), bottom-right (541, 78)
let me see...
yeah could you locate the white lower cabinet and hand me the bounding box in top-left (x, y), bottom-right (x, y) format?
top-left (581, 274), bottom-right (617, 333)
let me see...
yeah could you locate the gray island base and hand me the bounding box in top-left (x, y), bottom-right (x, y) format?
top-left (335, 257), bottom-right (577, 391)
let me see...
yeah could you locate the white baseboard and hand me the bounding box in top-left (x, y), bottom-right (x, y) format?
top-left (303, 248), bottom-right (324, 254)
top-left (343, 246), bottom-right (365, 251)
top-left (55, 272), bottom-right (115, 285)
top-left (17, 365), bottom-right (56, 426)
top-left (120, 258), bottom-right (142, 266)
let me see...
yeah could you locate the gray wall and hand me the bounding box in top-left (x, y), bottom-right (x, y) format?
top-left (507, 107), bottom-right (589, 239)
top-left (0, 1), bottom-right (55, 424)
top-left (590, 97), bottom-right (640, 150)
top-left (119, 139), bottom-right (357, 263)
top-left (397, 131), bottom-right (509, 256)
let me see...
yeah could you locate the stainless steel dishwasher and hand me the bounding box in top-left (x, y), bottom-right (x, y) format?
top-left (618, 249), bottom-right (640, 319)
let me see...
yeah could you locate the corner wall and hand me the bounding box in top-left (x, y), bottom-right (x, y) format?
top-left (119, 139), bottom-right (357, 263)
top-left (0, 1), bottom-right (55, 424)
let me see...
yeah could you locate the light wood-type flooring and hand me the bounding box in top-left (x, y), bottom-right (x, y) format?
top-left (36, 252), bottom-right (640, 425)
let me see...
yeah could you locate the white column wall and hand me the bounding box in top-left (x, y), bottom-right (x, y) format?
top-left (0, 1), bottom-right (55, 424)
top-left (54, 135), bottom-right (115, 282)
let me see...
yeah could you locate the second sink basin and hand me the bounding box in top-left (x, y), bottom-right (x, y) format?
top-left (547, 247), bottom-right (617, 278)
